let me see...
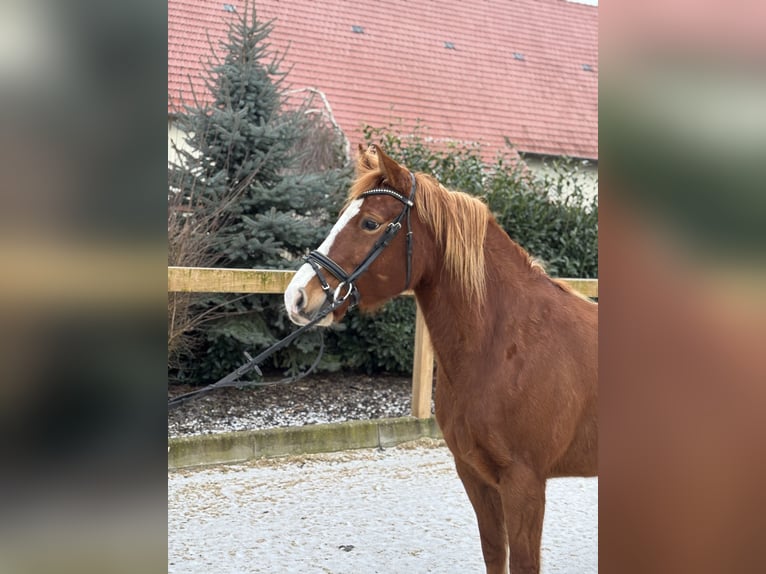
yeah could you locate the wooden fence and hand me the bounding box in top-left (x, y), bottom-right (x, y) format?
top-left (168, 266), bottom-right (598, 418)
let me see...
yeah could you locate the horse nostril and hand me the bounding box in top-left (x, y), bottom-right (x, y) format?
top-left (295, 288), bottom-right (306, 311)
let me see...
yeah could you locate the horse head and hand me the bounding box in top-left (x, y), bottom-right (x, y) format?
top-left (284, 145), bottom-right (423, 326)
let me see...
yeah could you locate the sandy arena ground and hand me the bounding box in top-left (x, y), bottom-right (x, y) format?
top-left (168, 440), bottom-right (597, 573)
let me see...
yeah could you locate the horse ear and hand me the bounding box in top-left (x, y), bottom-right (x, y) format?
top-left (371, 145), bottom-right (409, 190)
top-left (356, 144), bottom-right (378, 172)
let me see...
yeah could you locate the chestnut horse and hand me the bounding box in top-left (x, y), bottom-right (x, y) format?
top-left (284, 145), bottom-right (597, 573)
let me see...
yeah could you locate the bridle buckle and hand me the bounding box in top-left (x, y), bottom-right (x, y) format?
top-left (333, 281), bottom-right (355, 304)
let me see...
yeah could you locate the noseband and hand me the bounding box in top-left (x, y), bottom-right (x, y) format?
top-left (305, 171), bottom-right (417, 309)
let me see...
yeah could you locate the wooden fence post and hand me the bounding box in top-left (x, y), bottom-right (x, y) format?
top-left (411, 301), bottom-right (435, 418)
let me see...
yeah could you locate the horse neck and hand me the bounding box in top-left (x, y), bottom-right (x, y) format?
top-left (414, 220), bottom-right (540, 373)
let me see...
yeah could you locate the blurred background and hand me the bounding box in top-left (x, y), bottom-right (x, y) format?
top-left (0, 0), bottom-right (167, 572)
top-left (600, 0), bottom-right (766, 572)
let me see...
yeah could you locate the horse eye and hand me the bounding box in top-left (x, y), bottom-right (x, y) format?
top-left (362, 219), bottom-right (380, 231)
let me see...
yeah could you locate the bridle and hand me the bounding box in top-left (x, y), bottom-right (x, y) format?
top-left (304, 171), bottom-right (417, 310)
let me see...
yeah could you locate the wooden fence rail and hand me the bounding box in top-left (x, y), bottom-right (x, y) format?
top-left (168, 266), bottom-right (598, 418)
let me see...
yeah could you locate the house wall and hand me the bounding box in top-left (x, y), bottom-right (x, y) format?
top-left (523, 156), bottom-right (599, 203)
top-left (168, 118), bottom-right (191, 166)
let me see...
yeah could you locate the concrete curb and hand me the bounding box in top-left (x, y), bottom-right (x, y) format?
top-left (168, 416), bottom-right (442, 470)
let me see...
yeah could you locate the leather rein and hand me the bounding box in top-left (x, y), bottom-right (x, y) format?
top-left (168, 172), bottom-right (417, 409)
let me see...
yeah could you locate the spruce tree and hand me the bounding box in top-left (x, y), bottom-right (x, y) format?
top-left (169, 2), bottom-right (348, 382)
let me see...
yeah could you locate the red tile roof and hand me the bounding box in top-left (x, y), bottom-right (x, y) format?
top-left (169, 0), bottom-right (598, 160)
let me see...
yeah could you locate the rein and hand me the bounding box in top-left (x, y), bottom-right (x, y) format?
top-left (167, 172), bottom-right (417, 410)
top-left (168, 298), bottom-right (339, 409)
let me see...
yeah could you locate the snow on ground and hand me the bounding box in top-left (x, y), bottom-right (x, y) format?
top-left (168, 375), bottom-right (416, 438)
top-left (168, 441), bottom-right (597, 573)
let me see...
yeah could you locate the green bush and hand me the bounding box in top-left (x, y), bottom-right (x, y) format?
top-left (328, 299), bottom-right (416, 374)
top-left (486, 153), bottom-right (598, 278)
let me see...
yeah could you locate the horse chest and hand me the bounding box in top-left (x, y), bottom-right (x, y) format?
top-left (434, 378), bottom-right (514, 483)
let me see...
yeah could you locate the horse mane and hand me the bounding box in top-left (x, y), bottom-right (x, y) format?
top-left (414, 174), bottom-right (489, 303)
top-left (348, 151), bottom-right (592, 304)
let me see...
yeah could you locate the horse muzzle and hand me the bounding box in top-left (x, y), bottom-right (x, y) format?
top-left (284, 265), bottom-right (338, 327)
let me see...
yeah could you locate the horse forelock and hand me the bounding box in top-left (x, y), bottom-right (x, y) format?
top-left (346, 170), bottom-right (383, 206)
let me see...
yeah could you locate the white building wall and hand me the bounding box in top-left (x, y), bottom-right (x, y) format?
top-left (524, 156), bottom-right (599, 203)
top-left (168, 118), bottom-right (192, 166)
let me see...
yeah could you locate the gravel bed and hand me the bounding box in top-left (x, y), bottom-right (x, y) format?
top-left (168, 373), bottom-right (428, 438)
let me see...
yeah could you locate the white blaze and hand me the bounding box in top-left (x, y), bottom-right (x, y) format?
top-left (284, 199), bottom-right (364, 318)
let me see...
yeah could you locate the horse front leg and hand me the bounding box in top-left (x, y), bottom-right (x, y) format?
top-left (455, 459), bottom-right (509, 574)
top-left (498, 463), bottom-right (546, 574)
